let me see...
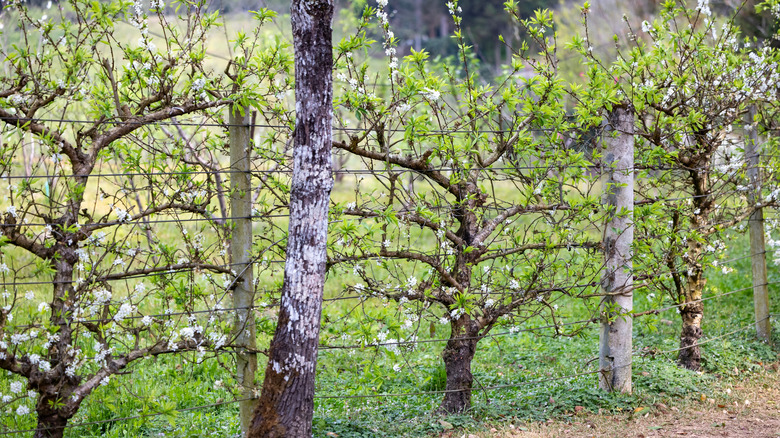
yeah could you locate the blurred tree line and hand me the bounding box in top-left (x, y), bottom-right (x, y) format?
top-left (3, 0), bottom-right (777, 70)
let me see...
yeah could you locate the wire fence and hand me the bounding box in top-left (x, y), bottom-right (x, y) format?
top-left (0, 102), bottom-right (778, 436)
top-left (0, 314), bottom-right (772, 436)
top-left (2, 4), bottom-right (780, 435)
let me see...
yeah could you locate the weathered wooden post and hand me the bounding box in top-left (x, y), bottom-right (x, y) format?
top-left (599, 104), bottom-right (634, 393)
top-left (229, 104), bottom-right (258, 432)
top-left (746, 105), bottom-right (771, 343)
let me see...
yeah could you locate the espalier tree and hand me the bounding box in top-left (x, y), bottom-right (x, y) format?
top-left (325, 0), bottom-right (605, 413)
top-left (571, 0), bottom-right (780, 370)
top-left (0, 0), bottom-right (285, 435)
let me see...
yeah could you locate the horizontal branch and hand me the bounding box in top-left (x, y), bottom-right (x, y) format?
top-left (92, 98), bottom-right (231, 158)
top-left (0, 214), bottom-right (56, 258)
top-left (342, 208), bottom-right (465, 248)
top-left (0, 107), bottom-right (85, 165)
top-left (475, 241), bottom-right (602, 263)
top-left (333, 139), bottom-right (459, 197)
top-left (474, 202), bottom-right (572, 245)
top-left (96, 262), bottom-right (233, 283)
top-left (70, 336), bottom-right (209, 408)
top-left (83, 201), bottom-right (211, 233)
top-left (328, 250), bottom-right (464, 292)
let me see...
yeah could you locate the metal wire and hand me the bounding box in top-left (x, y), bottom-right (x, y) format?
top-left (0, 397), bottom-right (254, 436)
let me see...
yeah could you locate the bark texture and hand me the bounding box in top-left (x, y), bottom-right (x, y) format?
top-left (441, 317), bottom-right (479, 413)
top-left (599, 105), bottom-right (634, 393)
top-left (34, 415), bottom-right (69, 438)
top-left (678, 201), bottom-right (707, 370)
top-left (230, 104), bottom-right (258, 432)
top-left (437, 179), bottom-right (485, 413)
top-left (246, 1), bottom-right (334, 436)
top-left (678, 300), bottom-right (703, 370)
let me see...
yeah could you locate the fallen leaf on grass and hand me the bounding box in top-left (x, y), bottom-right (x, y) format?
top-left (438, 419), bottom-right (453, 430)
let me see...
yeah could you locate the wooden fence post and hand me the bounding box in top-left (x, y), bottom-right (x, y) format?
top-left (599, 104), bottom-right (634, 393)
top-left (229, 104), bottom-right (258, 432)
top-left (746, 105), bottom-right (771, 343)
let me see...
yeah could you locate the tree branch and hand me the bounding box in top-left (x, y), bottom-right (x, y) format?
top-left (91, 99), bottom-right (230, 158)
top-left (328, 250), bottom-right (464, 292)
top-left (0, 108), bottom-right (85, 165)
top-left (333, 138), bottom-right (459, 197)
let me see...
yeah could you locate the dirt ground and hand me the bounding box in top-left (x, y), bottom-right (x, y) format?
top-left (447, 367), bottom-right (780, 438)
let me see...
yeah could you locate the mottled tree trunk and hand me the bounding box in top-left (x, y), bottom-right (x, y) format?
top-left (440, 316), bottom-right (479, 413)
top-left (246, 1), bottom-right (334, 437)
top-left (599, 105), bottom-right (634, 393)
top-left (678, 299), bottom-right (703, 370)
top-left (679, 224), bottom-right (706, 371)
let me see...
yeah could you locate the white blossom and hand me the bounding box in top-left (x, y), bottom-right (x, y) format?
top-left (114, 303), bottom-right (135, 323)
top-left (10, 381), bottom-right (23, 394)
top-left (696, 0), bottom-right (712, 16)
top-left (421, 88), bottom-right (440, 101)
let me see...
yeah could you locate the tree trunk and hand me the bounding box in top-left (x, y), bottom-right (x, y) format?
top-left (246, 1), bottom-right (334, 437)
top-left (678, 299), bottom-right (703, 370)
top-left (34, 251), bottom-right (79, 437)
top-left (33, 413), bottom-right (69, 438)
top-left (440, 316), bottom-right (479, 413)
top-left (599, 104), bottom-right (634, 393)
top-left (34, 385), bottom-right (77, 438)
top-left (679, 237), bottom-right (705, 371)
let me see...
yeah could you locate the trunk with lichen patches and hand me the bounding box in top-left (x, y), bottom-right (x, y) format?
top-left (679, 234), bottom-right (705, 370)
top-left (678, 166), bottom-right (709, 371)
top-left (246, 1), bottom-right (334, 437)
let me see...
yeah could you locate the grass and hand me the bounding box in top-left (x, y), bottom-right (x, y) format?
top-left (1, 6), bottom-right (779, 437)
top-left (2, 228), bottom-right (773, 437)
top-left (0, 162), bottom-right (777, 436)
